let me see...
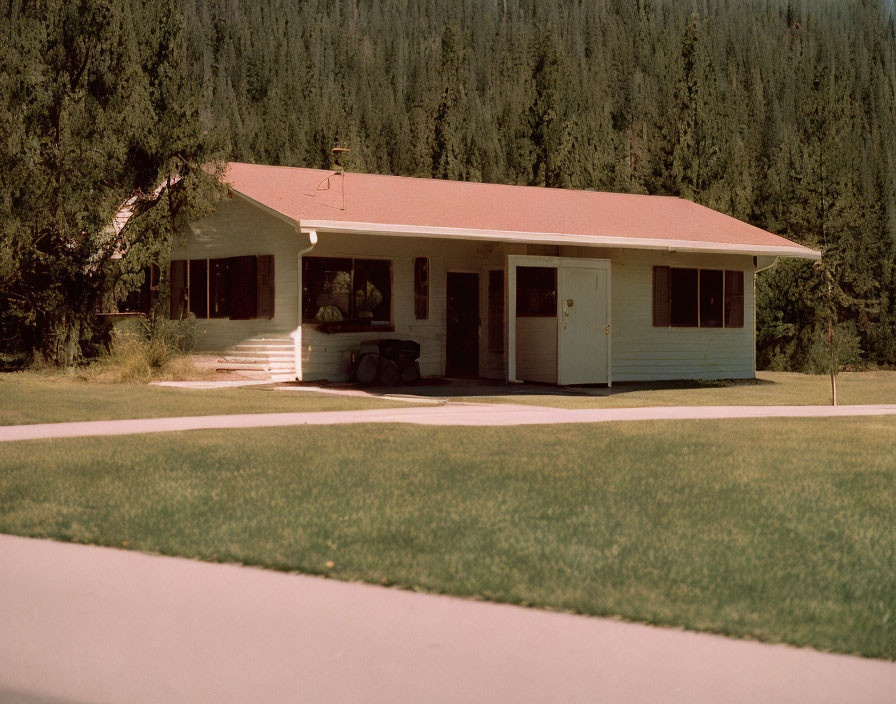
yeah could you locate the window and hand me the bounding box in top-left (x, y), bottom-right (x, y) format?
top-left (488, 269), bottom-right (504, 354)
top-left (725, 270), bottom-right (745, 328)
top-left (188, 260), bottom-right (208, 319)
top-left (516, 266), bottom-right (556, 316)
top-left (170, 255), bottom-right (274, 320)
top-left (414, 257), bottom-right (429, 319)
top-left (699, 269), bottom-right (723, 328)
top-left (653, 266), bottom-right (745, 328)
top-left (302, 257), bottom-right (392, 328)
top-left (670, 268), bottom-right (698, 326)
top-left (117, 264), bottom-right (160, 314)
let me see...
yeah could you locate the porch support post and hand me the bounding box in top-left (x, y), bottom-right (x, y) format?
top-left (294, 229), bottom-right (318, 381)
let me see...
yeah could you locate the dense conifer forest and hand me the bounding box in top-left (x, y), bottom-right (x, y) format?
top-left (2, 0), bottom-right (895, 370)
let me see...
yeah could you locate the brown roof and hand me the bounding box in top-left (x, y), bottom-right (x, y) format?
top-left (223, 162), bottom-right (818, 258)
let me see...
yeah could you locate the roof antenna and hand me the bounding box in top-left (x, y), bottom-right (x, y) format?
top-left (331, 147), bottom-right (349, 210)
top-left (332, 146), bottom-right (350, 177)
top-left (304, 146), bottom-right (350, 210)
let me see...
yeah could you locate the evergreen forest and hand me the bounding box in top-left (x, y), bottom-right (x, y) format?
top-left (2, 0), bottom-right (895, 371)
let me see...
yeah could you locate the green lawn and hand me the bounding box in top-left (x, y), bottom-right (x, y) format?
top-left (451, 371), bottom-right (896, 408)
top-left (1, 417), bottom-right (893, 659)
top-left (0, 372), bottom-right (427, 425)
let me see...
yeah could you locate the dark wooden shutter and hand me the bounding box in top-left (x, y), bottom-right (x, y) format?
top-left (725, 270), bottom-right (745, 328)
top-left (414, 257), bottom-right (429, 319)
top-left (653, 266), bottom-right (671, 326)
top-left (210, 258), bottom-right (231, 318)
top-left (256, 255), bottom-right (275, 319)
top-left (488, 269), bottom-right (504, 354)
top-left (229, 255), bottom-right (258, 320)
top-left (189, 259), bottom-right (208, 319)
top-left (169, 260), bottom-right (187, 319)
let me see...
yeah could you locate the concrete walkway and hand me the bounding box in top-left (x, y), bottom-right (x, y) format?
top-left (0, 535), bottom-right (891, 704)
top-left (2, 403), bottom-right (896, 442)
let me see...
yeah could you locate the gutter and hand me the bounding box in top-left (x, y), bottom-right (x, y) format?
top-left (298, 219), bottom-right (822, 261)
top-left (752, 256), bottom-right (779, 376)
top-left (754, 256), bottom-right (779, 273)
top-left (293, 228), bottom-right (318, 381)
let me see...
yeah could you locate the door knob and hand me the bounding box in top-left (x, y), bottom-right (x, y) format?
top-left (605, 324), bottom-right (611, 334)
top-left (566, 299), bottom-right (574, 307)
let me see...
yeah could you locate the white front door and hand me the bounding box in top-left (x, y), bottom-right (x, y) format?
top-left (558, 266), bottom-right (609, 385)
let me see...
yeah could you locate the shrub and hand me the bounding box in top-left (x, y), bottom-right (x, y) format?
top-left (78, 311), bottom-right (207, 383)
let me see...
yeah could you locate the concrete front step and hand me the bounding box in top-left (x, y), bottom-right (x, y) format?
top-left (224, 352), bottom-right (295, 362)
top-left (215, 365), bottom-right (295, 375)
top-left (232, 338), bottom-right (294, 346)
top-left (218, 355), bottom-right (296, 369)
top-left (224, 347), bottom-right (295, 357)
top-left (212, 337), bottom-right (297, 379)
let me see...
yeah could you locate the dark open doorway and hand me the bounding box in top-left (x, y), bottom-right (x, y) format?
top-left (446, 272), bottom-right (480, 377)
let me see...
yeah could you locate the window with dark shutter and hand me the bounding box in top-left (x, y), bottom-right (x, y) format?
top-left (699, 269), bottom-right (723, 328)
top-left (725, 270), bottom-right (745, 327)
top-left (652, 266), bottom-right (671, 326)
top-left (414, 257), bottom-right (429, 319)
top-left (488, 269), bottom-right (504, 354)
top-left (256, 255), bottom-right (275, 319)
top-left (189, 259), bottom-right (208, 319)
top-left (670, 268), bottom-right (699, 326)
top-left (170, 260), bottom-right (188, 320)
top-left (229, 255), bottom-right (258, 320)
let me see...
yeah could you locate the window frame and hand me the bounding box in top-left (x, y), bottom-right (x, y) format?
top-left (302, 256), bottom-right (394, 331)
top-left (655, 266), bottom-right (745, 329)
top-left (515, 266), bottom-right (558, 318)
top-left (170, 255), bottom-right (273, 321)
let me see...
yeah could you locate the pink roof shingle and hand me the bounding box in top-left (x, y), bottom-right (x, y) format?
top-left (223, 162), bottom-right (817, 257)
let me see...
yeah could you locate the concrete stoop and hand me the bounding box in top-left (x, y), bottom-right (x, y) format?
top-left (213, 337), bottom-right (297, 382)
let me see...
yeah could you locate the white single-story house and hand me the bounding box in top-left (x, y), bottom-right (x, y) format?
top-left (166, 162), bottom-right (820, 384)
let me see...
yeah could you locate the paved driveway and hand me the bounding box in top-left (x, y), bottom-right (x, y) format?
top-left (0, 535), bottom-right (892, 704)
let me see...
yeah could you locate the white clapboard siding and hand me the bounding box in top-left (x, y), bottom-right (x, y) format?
top-left (300, 234), bottom-right (522, 381)
top-left (171, 197), bottom-right (305, 353)
top-left (176, 199), bottom-right (759, 383)
top-left (606, 249), bottom-right (756, 382)
top-left (515, 317), bottom-right (558, 383)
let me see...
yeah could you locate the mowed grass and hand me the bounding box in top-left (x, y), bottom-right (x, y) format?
top-left (0, 372), bottom-right (426, 426)
top-left (1, 417), bottom-right (893, 659)
top-left (452, 371), bottom-right (896, 408)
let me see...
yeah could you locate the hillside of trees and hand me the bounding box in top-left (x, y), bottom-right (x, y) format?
top-left (3, 0), bottom-right (895, 370)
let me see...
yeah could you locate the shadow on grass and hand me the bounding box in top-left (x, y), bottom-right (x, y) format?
top-left (293, 376), bottom-right (778, 400)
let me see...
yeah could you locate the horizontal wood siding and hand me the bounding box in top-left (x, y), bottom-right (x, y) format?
top-left (175, 202), bottom-right (757, 383)
top-left (301, 235), bottom-right (521, 381)
top-left (516, 317), bottom-right (557, 383)
top-left (606, 249), bottom-right (756, 381)
top-left (172, 198), bottom-right (304, 352)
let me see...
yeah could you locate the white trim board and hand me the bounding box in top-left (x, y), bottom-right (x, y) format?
top-left (298, 219), bottom-right (821, 260)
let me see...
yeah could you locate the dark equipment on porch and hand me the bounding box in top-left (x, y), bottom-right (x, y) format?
top-left (352, 339), bottom-right (421, 386)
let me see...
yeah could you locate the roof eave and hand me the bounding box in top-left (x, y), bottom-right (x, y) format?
top-left (297, 218), bottom-right (822, 261)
